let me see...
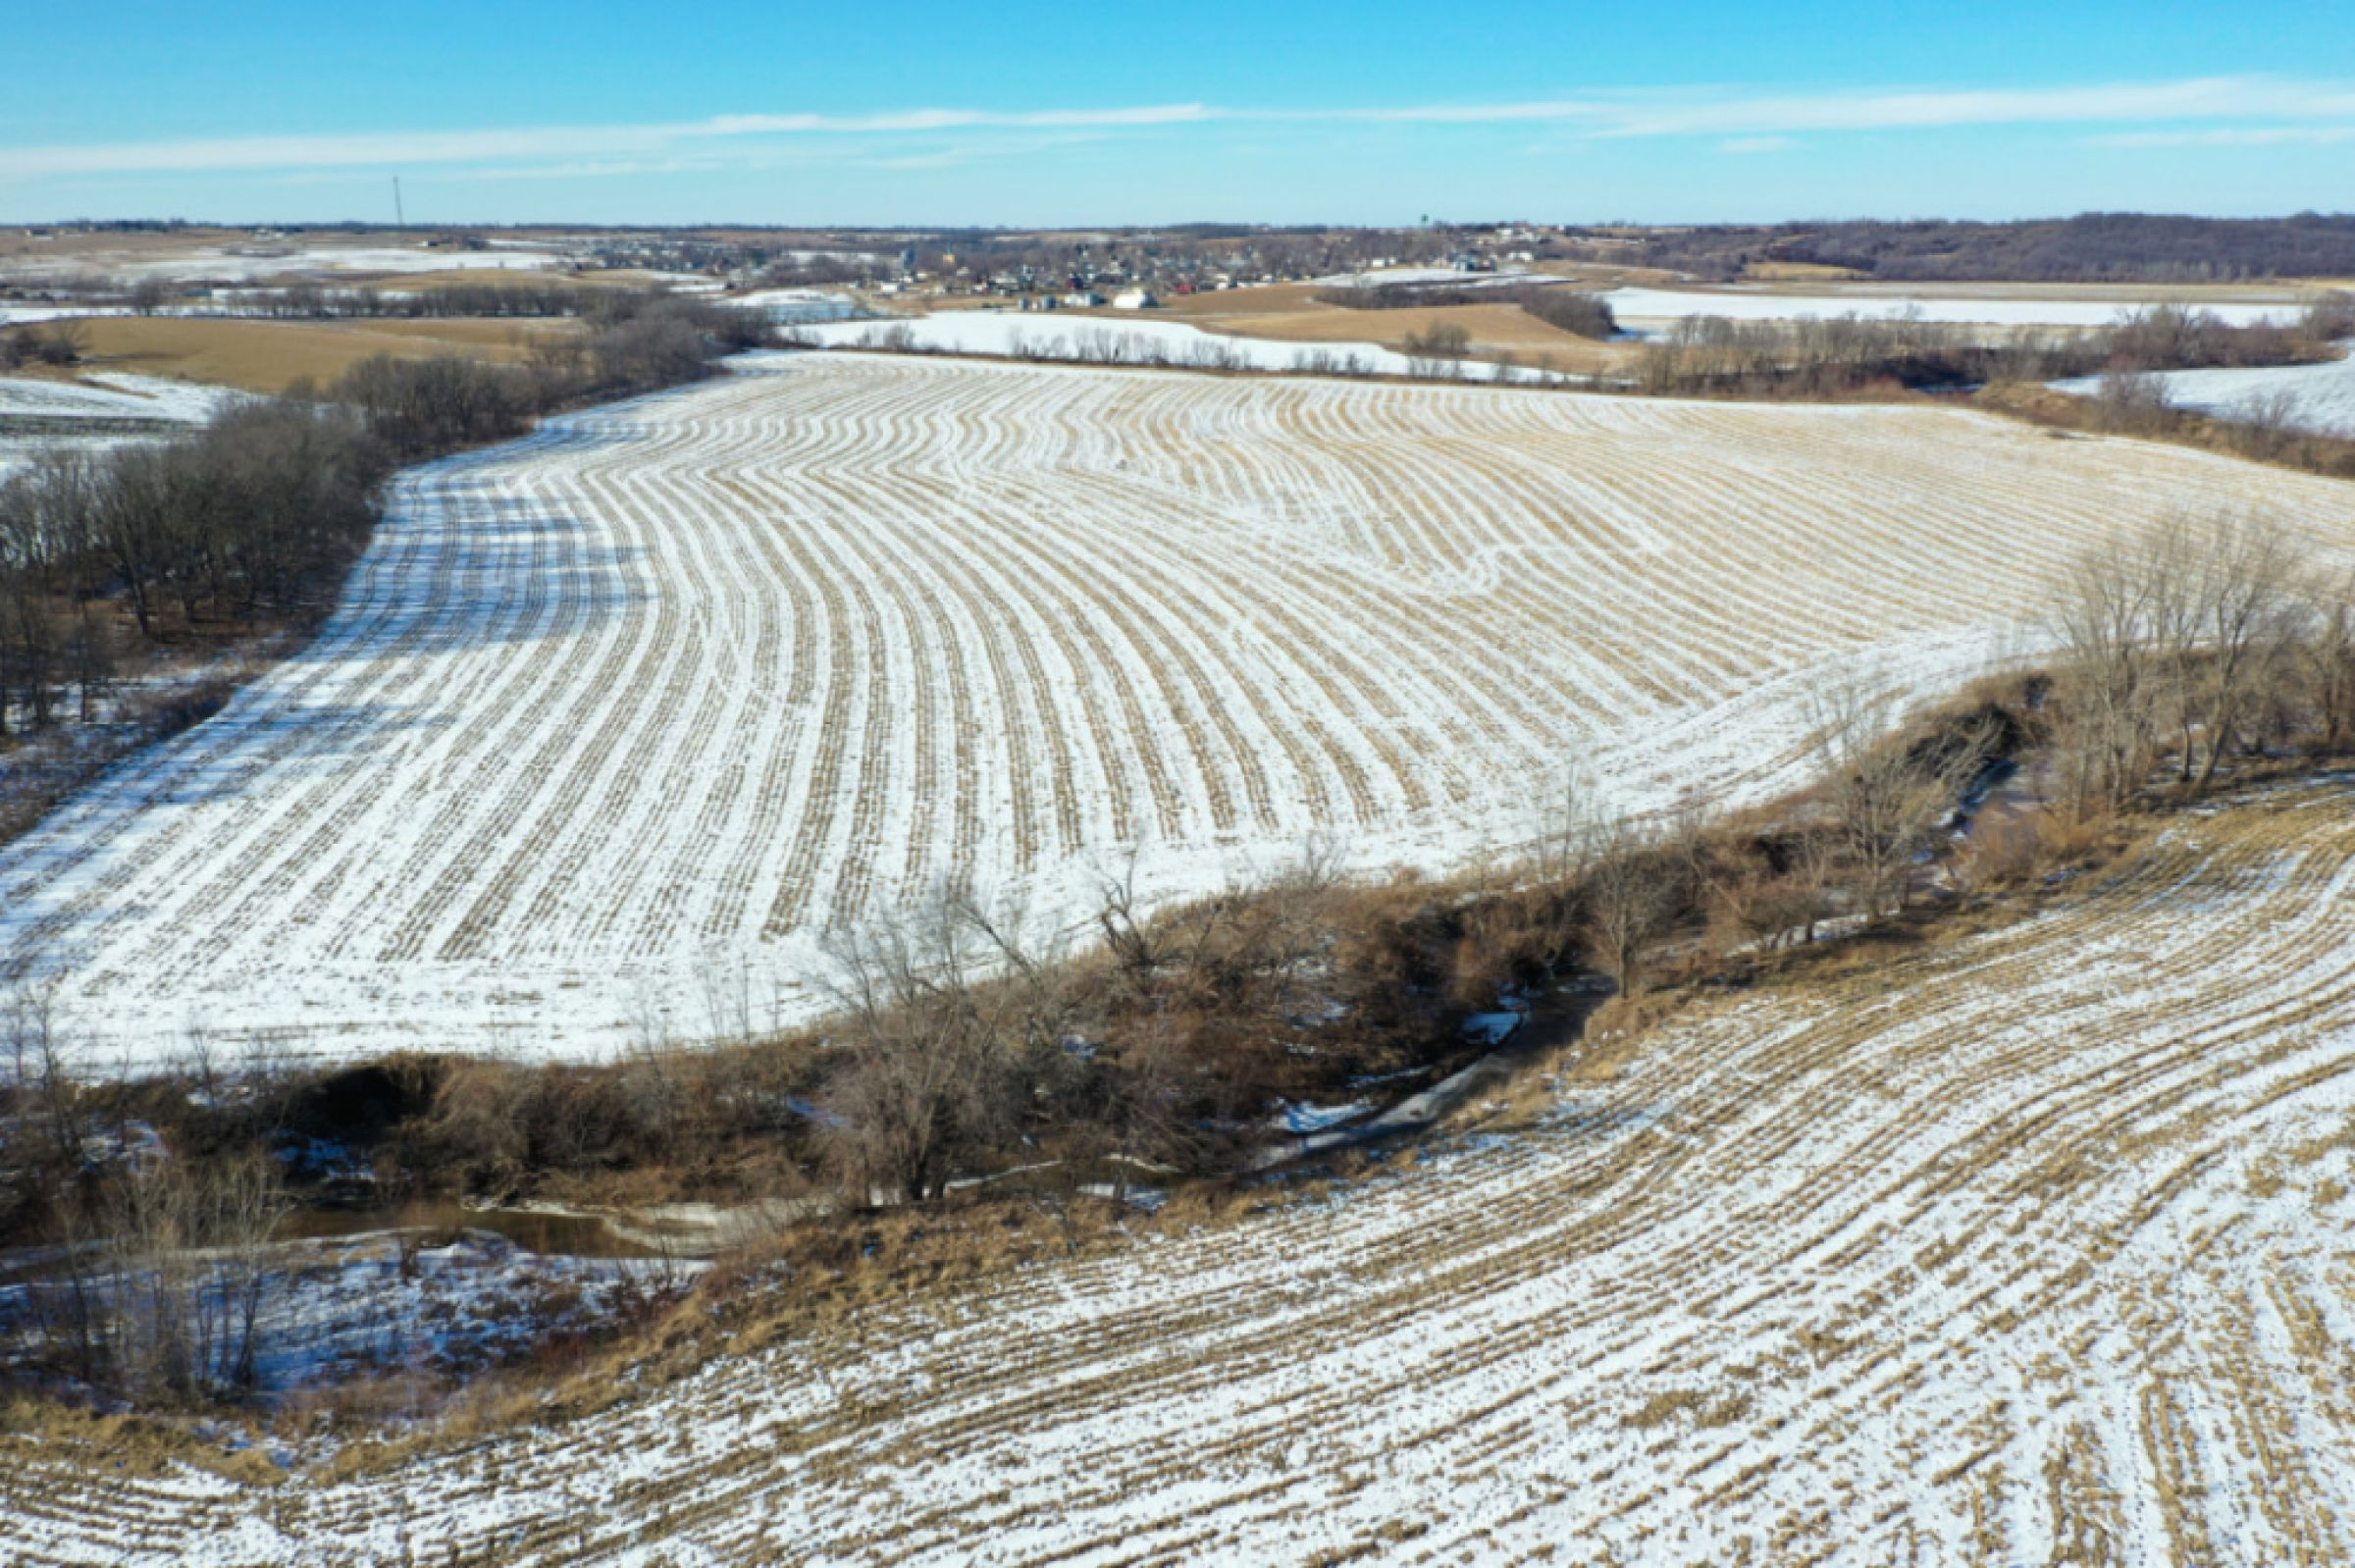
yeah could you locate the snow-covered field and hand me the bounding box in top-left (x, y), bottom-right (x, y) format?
top-left (724, 287), bottom-right (863, 323)
top-left (0, 373), bottom-right (246, 421)
top-left (0, 372), bottom-right (244, 483)
top-left (8, 780), bottom-right (2355, 1563)
top-left (7, 248), bottom-right (568, 284)
top-left (797, 310), bottom-right (1561, 380)
top-left (1604, 285), bottom-right (2308, 331)
top-left (0, 373), bottom-right (246, 423)
top-left (6, 351), bottom-right (2355, 1067)
top-left (1311, 265), bottom-right (1544, 288)
top-left (2052, 343), bottom-right (2355, 439)
top-left (0, 304), bottom-right (130, 329)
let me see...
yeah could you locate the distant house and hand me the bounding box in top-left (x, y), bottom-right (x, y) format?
top-left (1064, 290), bottom-right (1105, 309)
top-left (1112, 288), bottom-right (1160, 310)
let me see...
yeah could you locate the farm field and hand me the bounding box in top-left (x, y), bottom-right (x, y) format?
top-left (798, 310), bottom-right (1542, 378)
top-left (1602, 284), bottom-right (2311, 331)
top-left (911, 283), bottom-right (1629, 374)
top-left (0, 235), bottom-right (570, 285)
top-left (1174, 296), bottom-right (1631, 374)
top-left (9, 778), bottom-right (2355, 1562)
top-left (46, 316), bottom-right (578, 395)
top-left (6, 351), bottom-right (2355, 1067)
top-left (0, 371), bottom-right (246, 483)
top-left (2053, 343), bottom-right (2355, 439)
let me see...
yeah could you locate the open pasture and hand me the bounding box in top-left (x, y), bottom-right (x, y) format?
top-left (9, 781), bottom-right (2355, 1562)
top-left (5, 351), bottom-right (2355, 1064)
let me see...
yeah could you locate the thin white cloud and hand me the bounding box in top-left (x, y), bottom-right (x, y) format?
top-left (1285, 75), bottom-right (2355, 135)
top-left (1323, 99), bottom-right (1611, 127)
top-left (2089, 125), bottom-right (2355, 147)
top-left (446, 159), bottom-right (707, 183)
top-left (1720, 135), bottom-right (1796, 155)
top-left (0, 107), bottom-right (1209, 178)
top-left (1580, 76), bottom-right (2355, 136)
top-left (5, 76), bottom-right (2354, 180)
top-left (701, 105), bottom-right (1211, 134)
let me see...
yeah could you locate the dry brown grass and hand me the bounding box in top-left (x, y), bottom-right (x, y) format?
top-left (1528, 259), bottom-right (1681, 287)
top-left (1741, 261), bottom-right (1870, 282)
top-left (1159, 282), bottom-right (1332, 318)
top-left (1973, 378), bottom-right (2355, 482)
top-left (382, 268), bottom-right (614, 293)
top-left (1203, 302), bottom-right (1630, 367)
top-left (66, 316), bottom-right (581, 394)
top-left (0, 1397), bottom-right (285, 1487)
top-left (0, 226), bottom-right (252, 270)
top-left (1156, 292), bottom-right (1634, 373)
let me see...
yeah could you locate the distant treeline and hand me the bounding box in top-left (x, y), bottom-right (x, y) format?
top-left (1633, 298), bottom-right (2353, 399)
top-left (1619, 214), bottom-right (2355, 284)
top-left (1315, 281), bottom-right (1619, 339)
top-left (335, 291), bottom-right (770, 457)
top-left (0, 292), bottom-right (772, 741)
top-left (239, 280), bottom-right (595, 320)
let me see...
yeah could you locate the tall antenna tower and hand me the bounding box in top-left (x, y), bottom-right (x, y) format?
top-left (393, 177), bottom-right (405, 230)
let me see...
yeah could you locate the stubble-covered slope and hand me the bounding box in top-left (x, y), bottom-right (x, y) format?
top-left (5, 352), bottom-right (2355, 1063)
top-left (8, 782), bottom-right (2355, 1563)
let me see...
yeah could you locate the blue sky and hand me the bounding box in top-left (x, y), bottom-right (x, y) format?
top-left (3, 1), bottom-right (2350, 226)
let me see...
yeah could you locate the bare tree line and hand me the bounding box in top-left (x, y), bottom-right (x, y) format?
top-left (1634, 299), bottom-right (2350, 400)
top-left (1615, 214), bottom-right (2355, 285)
top-left (2, 990), bottom-right (288, 1402)
top-left (26, 512), bottom-right (2330, 1253)
top-left (236, 281), bottom-right (598, 321)
top-left (2048, 512), bottom-right (2350, 815)
top-left (0, 291), bottom-right (772, 743)
top-left (813, 320), bottom-right (1570, 386)
top-left (1317, 281), bottom-right (1620, 340)
top-left (0, 318), bottom-right (93, 372)
top-left (0, 398), bottom-right (388, 741)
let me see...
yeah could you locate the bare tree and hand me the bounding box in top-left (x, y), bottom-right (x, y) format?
top-left (1403, 321), bottom-right (1472, 378)
top-left (818, 895), bottom-right (1047, 1205)
top-left (2050, 536), bottom-right (2168, 815)
top-left (2182, 514), bottom-right (2296, 794)
top-left (3, 985), bottom-right (89, 1183)
top-left (1708, 825), bottom-right (1838, 954)
top-left (1578, 812), bottom-right (1684, 1000)
top-left (1090, 1009), bottom-right (1193, 1203)
top-left (1810, 678), bottom-right (1996, 919)
top-left (2092, 365), bottom-right (2172, 434)
top-left (87, 1151), bottom-right (288, 1400)
top-left (198, 1155), bottom-right (291, 1391)
top-left (2301, 568), bottom-right (2355, 753)
top-left (2231, 388), bottom-right (2305, 461)
top-left (31, 319), bottom-right (87, 367)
